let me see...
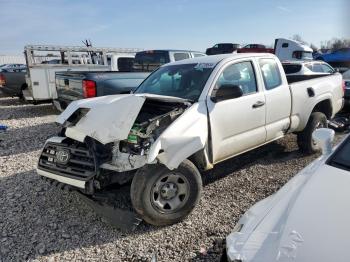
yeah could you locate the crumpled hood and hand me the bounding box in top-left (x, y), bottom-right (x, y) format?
top-left (57, 93), bottom-right (188, 145)
top-left (57, 94), bottom-right (145, 144)
top-left (227, 161), bottom-right (350, 262)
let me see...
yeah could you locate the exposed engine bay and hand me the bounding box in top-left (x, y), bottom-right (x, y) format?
top-left (101, 98), bottom-right (189, 172)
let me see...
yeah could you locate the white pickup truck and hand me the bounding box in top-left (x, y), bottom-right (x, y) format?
top-left (37, 53), bottom-right (344, 226)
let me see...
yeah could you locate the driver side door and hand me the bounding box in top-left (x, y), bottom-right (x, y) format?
top-left (206, 60), bottom-right (266, 163)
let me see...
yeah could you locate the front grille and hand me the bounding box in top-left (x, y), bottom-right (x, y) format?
top-left (38, 142), bottom-right (96, 181)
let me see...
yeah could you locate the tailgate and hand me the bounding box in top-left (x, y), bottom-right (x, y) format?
top-left (56, 72), bottom-right (86, 103)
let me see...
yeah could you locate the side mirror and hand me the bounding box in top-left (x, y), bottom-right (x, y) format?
top-left (312, 128), bottom-right (335, 155)
top-left (211, 84), bottom-right (243, 103)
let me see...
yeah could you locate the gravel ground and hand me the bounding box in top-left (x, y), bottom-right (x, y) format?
top-left (0, 92), bottom-right (346, 262)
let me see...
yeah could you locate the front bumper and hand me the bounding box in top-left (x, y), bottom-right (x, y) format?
top-left (37, 168), bottom-right (86, 188)
top-left (37, 137), bottom-right (96, 189)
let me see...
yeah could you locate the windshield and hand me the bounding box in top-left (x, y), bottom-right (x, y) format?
top-left (328, 136), bottom-right (350, 171)
top-left (293, 51), bottom-right (313, 60)
top-left (301, 52), bottom-right (313, 60)
top-left (134, 63), bottom-right (215, 101)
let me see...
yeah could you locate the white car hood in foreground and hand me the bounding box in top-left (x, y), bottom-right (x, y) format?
top-left (227, 161), bottom-right (350, 262)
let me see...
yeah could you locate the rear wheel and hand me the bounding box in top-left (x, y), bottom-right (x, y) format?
top-left (297, 112), bottom-right (328, 154)
top-left (130, 159), bottom-right (202, 226)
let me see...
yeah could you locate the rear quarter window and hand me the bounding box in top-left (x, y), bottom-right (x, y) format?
top-left (173, 52), bottom-right (190, 61)
top-left (282, 64), bottom-right (302, 74)
top-left (259, 59), bottom-right (282, 90)
top-left (117, 57), bottom-right (134, 72)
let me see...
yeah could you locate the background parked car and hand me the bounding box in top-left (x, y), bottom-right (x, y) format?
top-left (282, 60), bottom-right (337, 83)
top-left (283, 60), bottom-right (336, 75)
top-left (237, 44), bottom-right (274, 54)
top-left (132, 49), bottom-right (206, 72)
top-left (205, 43), bottom-right (241, 55)
top-left (54, 71), bottom-right (150, 111)
top-left (0, 68), bottom-right (27, 97)
top-left (225, 128), bottom-right (350, 262)
top-left (23, 45), bottom-right (142, 103)
top-left (0, 63), bottom-right (26, 72)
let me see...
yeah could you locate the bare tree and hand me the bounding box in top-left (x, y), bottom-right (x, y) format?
top-left (310, 43), bottom-right (318, 52)
top-left (291, 34), bottom-right (307, 44)
top-left (320, 38), bottom-right (350, 51)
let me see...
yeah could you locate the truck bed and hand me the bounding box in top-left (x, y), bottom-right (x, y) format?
top-left (289, 73), bottom-right (344, 132)
top-left (55, 71), bottom-right (150, 111)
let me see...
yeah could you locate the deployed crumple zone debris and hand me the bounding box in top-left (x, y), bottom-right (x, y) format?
top-left (76, 192), bottom-right (142, 231)
top-left (328, 115), bottom-right (350, 132)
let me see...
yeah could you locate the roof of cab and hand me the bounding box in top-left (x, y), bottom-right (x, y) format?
top-left (166, 53), bottom-right (277, 66)
top-left (282, 60), bottom-right (325, 65)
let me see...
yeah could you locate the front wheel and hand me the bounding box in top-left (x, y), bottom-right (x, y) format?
top-left (297, 112), bottom-right (328, 154)
top-left (130, 159), bottom-right (202, 226)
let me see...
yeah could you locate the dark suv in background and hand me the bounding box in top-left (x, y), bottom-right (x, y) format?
top-left (205, 43), bottom-right (241, 55)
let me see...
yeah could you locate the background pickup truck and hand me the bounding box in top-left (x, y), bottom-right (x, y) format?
top-left (0, 68), bottom-right (27, 97)
top-left (132, 49), bottom-right (206, 72)
top-left (54, 71), bottom-right (150, 111)
top-left (237, 44), bottom-right (274, 53)
top-left (205, 43), bottom-right (241, 55)
top-left (37, 53), bottom-right (343, 226)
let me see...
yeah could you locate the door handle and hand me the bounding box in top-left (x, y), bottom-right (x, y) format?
top-left (252, 101), bottom-right (265, 108)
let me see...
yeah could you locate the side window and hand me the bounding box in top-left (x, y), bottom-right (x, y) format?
top-left (292, 51), bottom-right (302, 59)
top-left (282, 43), bottom-right (289, 48)
top-left (259, 59), bottom-right (282, 90)
top-left (321, 64), bottom-right (334, 73)
top-left (282, 64), bottom-right (302, 74)
top-left (117, 57), bottom-right (134, 72)
top-left (312, 63), bottom-right (324, 73)
top-left (216, 61), bottom-right (257, 95)
top-left (304, 63), bottom-right (313, 70)
top-left (173, 52), bottom-right (190, 61)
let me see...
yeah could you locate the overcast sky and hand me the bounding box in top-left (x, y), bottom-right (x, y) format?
top-left (0, 0), bottom-right (348, 54)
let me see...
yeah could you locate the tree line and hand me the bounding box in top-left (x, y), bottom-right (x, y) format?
top-left (291, 34), bottom-right (350, 51)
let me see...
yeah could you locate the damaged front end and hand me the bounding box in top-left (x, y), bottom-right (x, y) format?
top-left (101, 98), bottom-right (187, 172)
top-left (38, 94), bottom-right (193, 193)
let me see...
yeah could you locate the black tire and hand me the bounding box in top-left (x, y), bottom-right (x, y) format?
top-left (130, 159), bottom-right (202, 226)
top-left (18, 83), bottom-right (27, 100)
top-left (297, 112), bottom-right (328, 154)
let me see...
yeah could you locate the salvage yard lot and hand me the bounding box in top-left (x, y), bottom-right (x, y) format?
top-left (0, 92), bottom-right (345, 261)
